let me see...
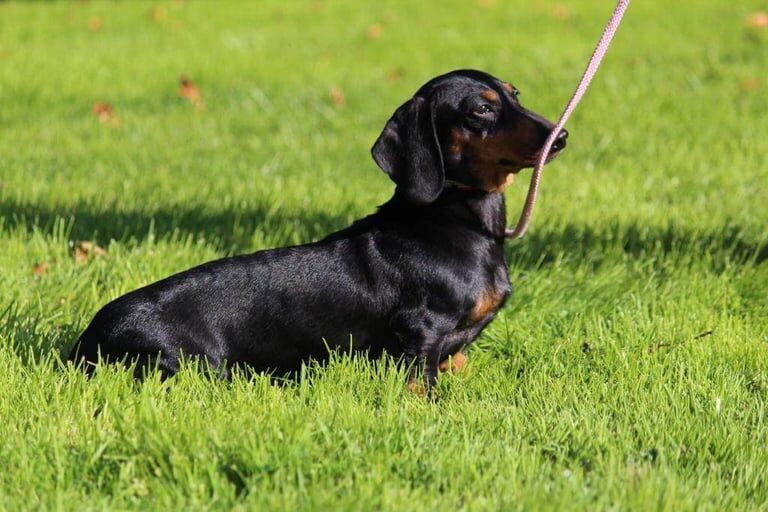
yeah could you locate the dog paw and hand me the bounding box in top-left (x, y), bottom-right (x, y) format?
top-left (407, 377), bottom-right (428, 397)
top-left (438, 351), bottom-right (467, 374)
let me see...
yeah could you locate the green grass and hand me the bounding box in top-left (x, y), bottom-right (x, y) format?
top-left (1, 0), bottom-right (767, 509)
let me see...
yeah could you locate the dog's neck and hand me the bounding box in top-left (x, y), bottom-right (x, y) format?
top-left (384, 188), bottom-right (507, 240)
top-left (322, 190), bottom-right (507, 245)
top-left (438, 189), bottom-right (508, 240)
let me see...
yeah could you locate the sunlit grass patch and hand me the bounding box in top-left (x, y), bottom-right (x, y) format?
top-left (1, 0), bottom-right (766, 509)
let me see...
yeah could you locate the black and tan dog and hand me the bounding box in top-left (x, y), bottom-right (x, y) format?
top-left (68, 69), bottom-right (567, 388)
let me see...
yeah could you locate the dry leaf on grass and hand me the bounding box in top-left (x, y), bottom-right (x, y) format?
top-left (387, 68), bottom-right (404, 82)
top-left (366, 24), bottom-right (383, 40)
top-left (87, 16), bottom-right (103, 31)
top-left (92, 102), bottom-right (120, 126)
top-left (329, 86), bottom-right (345, 109)
top-left (73, 241), bottom-right (107, 265)
top-left (150, 6), bottom-right (168, 22)
top-left (179, 75), bottom-right (205, 111)
top-left (739, 78), bottom-right (761, 92)
top-left (551, 4), bottom-right (572, 20)
top-left (32, 262), bottom-right (48, 277)
top-left (746, 11), bottom-right (768, 29)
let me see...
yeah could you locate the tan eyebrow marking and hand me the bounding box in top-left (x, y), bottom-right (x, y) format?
top-left (502, 82), bottom-right (515, 94)
top-left (481, 89), bottom-right (499, 102)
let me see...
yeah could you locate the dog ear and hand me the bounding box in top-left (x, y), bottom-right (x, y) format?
top-left (371, 96), bottom-right (445, 205)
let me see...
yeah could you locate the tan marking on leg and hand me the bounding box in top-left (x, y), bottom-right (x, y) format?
top-left (438, 351), bottom-right (468, 373)
top-left (407, 378), bottom-right (427, 397)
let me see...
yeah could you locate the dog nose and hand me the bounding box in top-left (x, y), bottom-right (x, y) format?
top-left (551, 128), bottom-right (568, 151)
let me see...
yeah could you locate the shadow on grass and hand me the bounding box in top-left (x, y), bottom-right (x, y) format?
top-left (0, 198), bottom-right (353, 253)
top-left (0, 302), bottom-right (82, 366)
top-left (4, 196), bottom-right (765, 365)
top-left (509, 221), bottom-right (767, 272)
top-left (2, 197), bottom-right (766, 266)
top-left (2, 195), bottom-right (765, 366)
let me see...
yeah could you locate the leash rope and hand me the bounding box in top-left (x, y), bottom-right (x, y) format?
top-left (505, 0), bottom-right (631, 239)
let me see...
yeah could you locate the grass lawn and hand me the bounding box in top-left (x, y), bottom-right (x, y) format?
top-left (1, 0), bottom-right (767, 509)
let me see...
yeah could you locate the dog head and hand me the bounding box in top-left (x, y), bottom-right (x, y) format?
top-left (372, 69), bottom-right (567, 204)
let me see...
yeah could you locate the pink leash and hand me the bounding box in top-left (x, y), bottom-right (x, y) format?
top-left (506, 0), bottom-right (631, 239)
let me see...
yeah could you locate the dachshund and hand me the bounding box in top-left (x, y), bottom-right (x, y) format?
top-left (68, 69), bottom-right (567, 389)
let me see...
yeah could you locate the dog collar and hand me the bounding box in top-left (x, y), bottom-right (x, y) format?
top-left (443, 180), bottom-right (480, 192)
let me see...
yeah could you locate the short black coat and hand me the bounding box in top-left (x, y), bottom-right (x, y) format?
top-left (69, 69), bottom-right (565, 387)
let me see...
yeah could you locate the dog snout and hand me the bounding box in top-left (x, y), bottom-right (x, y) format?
top-left (551, 128), bottom-right (568, 152)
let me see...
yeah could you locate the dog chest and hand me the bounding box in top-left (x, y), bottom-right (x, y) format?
top-left (468, 286), bottom-right (507, 323)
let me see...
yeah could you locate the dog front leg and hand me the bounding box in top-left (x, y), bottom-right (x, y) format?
top-left (436, 312), bottom-right (498, 374)
top-left (392, 311), bottom-right (454, 395)
top-left (403, 342), bottom-right (444, 397)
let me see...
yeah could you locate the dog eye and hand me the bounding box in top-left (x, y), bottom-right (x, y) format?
top-left (472, 104), bottom-right (494, 116)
